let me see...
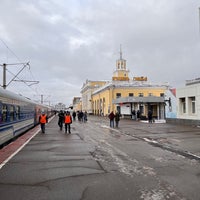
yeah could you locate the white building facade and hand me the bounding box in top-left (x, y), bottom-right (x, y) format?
top-left (176, 78), bottom-right (200, 125)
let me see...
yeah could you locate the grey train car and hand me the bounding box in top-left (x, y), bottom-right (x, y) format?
top-left (0, 87), bottom-right (53, 147)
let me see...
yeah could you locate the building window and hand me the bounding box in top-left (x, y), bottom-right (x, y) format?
top-left (129, 93), bottom-right (134, 97)
top-left (116, 93), bottom-right (121, 98)
top-left (179, 98), bottom-right (186, 114)
top-left (188, 96), bottom-right (195, 114)
top-left (138, 93), bottom-right (143, 97)
top-left (160, 93), bottom-right (164, 97)
top-left (148, 93), bottom-right (153, 96)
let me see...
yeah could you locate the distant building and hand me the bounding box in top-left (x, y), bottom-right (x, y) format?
top-left (93, 81), bottom-right (168, 119)
top-left (55, 102), bottom-right (66, 111)
top-left (72, 97), bottom-right (82, 111)
top-left (81, 80), bottom-right (108, 114)
top-left (175, 78), bottom-right (200, 126)
top-left (81, 47), bottom-right (171, 119)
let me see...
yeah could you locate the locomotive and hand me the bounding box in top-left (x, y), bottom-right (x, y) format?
top-left (0, 87), bottom-right (54, 147)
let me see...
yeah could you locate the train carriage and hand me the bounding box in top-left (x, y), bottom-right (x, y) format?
top-left (0, 87), bottom-right (53, 147)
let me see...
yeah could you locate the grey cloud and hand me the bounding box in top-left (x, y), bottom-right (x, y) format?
top-left (0, 0), bottom-right (200, 105)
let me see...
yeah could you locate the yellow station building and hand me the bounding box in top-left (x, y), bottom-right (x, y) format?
top-left (81, 49), bottom-right (169, 120)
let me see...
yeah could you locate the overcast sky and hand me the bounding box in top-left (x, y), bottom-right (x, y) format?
top-left (0, 0), bottom-right (200, 106)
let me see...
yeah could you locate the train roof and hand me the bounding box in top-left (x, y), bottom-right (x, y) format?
top-left (0, 87), bottom-right (42, 106)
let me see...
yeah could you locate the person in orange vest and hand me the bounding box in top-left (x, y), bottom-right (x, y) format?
top-left (39, 111), bottom-right (48, 133)
top-left (64, 111), bottom-right (72, 134)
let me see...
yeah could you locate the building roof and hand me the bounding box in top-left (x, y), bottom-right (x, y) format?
top-left (92, 80), bottom-right (169, 95)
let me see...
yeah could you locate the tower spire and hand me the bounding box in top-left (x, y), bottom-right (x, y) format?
top-left (120, 44), bottom-right (122, 59)
top-left (112, 46), bottom-right (129, 81)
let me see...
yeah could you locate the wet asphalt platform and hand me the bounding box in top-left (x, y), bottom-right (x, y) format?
top-left (0, 115), bottom-right (200, 200)
top-left (0, 116), bottom-right (106, 200)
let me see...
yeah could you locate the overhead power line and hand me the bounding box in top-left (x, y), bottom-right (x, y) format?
top-left (0, 38), bottom-right (39, 89)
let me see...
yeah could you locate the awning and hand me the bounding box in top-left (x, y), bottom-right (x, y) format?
top-left (112, 96), bottom-right (165, 104)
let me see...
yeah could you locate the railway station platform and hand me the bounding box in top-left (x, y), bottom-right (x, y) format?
top-left (0, 116), bottom-right (106, 200)
top-left (0, 115), bottom-right (200, 200)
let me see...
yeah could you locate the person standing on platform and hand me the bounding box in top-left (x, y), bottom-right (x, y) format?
top-left (108, 111), bottom-right (115, 128)
top-left (83, 111), bottom-right (88, 122)
top-left (39, 111), bottom-right (48, 133)
top-left (64, 111), bottom-right (72, 134)
top-left (131, 110), bottom-right (136, 120)
top-left (115, 111), bottom-right (120, 128)
top-left (72, 111), bottom-right (76, 121)
top-left (148, 110), bottom-right (153, 123)
top-left (137, 110), bottom-right (141, 121)
top-left (79, 110), bottom-right (83, 122)
top-left (58, 110), bottom-right (65, 130)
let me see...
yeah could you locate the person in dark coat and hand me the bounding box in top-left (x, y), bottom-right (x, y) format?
top-left (58, 110), bottom-right (64, 130)
top-left (108, 111), bottom-right (115, 128)
top-left (137, 110), bottom-right (140, 121)
top-left (72, 111), bottom-right (76, 121)
top-left (148, 110), bottom-right (153, 123)
top-left (83, 111), bottom-right (87, 122)
top-left (131, 110), bottom-right (136, 120)
top-left (78, 110), bottom-right (83, 122)
top-left (115, 111), bottom-right (120, 128)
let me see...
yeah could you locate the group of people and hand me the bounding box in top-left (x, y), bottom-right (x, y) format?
top-left (58, 110), bottom-right (72, 133)
top-left (108, 111), bottom-right (121, 128)
top-left (57, 110), bottom-right (87, 133)
top-left (75, 110), bottom-right (88, 122)
top-left (39, 110), bottom-right (88, 134)
top-left (131, 109), bottom-right (154, 123)
top-left (39, 109), bottom-right (154, 134)
top-left (131, 110), bottom-right (141, 120)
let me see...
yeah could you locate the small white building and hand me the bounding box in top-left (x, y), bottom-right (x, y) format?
top-left (165, 88), bottom-right (177, 119)
top-left (176, 78), bottom-right (200, 125)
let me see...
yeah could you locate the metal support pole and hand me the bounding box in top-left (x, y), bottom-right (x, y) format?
top-left (199, 7), bottom-right (200, 35)
top-left (41, 94), bottom-right (43, 104)
top-left (3, 63), bottom-right (6, 89)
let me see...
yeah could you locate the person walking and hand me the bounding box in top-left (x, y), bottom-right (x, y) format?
top-left (115, 111), bottom-right (120, 128)
top-left (64, 111), bottom-right (72, 134)
top-left (137, 110), bottom-right (141, 121)
top-left (131, 110), bottom-right (136, 120)
top-left (148, 110), bottom-right (153, 123)
top-left (58, 110), bottom-right (64, 130)
top-left (83, 111), bottom-right (88, 122)
top-left (108, 111), bottom-right (115, 128)
top-left (39, 111), bottom-right (48, 133)
top-left (72, 111), bottom-right (76, 121)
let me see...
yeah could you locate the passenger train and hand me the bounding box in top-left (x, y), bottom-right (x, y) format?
top-left (0, 87), bottom-right (54, 147)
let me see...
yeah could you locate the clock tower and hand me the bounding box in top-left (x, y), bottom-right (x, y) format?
top-left (112, 46), bottom-right (130, 81)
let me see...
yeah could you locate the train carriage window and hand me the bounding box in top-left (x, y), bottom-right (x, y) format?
top-left (10, 105), bottom-right (14, 121)
top-left (2, 105), bottom-right (8, 122)
top-left (16, 106), bottom-right (20, 120)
